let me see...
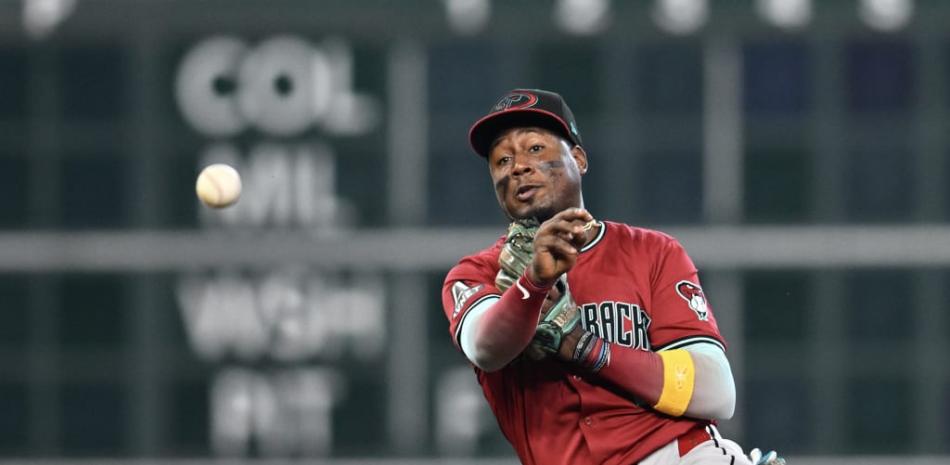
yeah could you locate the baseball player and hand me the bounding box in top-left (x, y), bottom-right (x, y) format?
top-left (441, 89), bottom-right (784, 465)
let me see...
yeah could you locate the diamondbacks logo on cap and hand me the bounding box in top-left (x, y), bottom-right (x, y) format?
top-left (676, 280), bottom-right (709, 321)
top-left (492, 92), bottom-right (539, 113)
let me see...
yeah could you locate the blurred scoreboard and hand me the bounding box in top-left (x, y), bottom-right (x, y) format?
top-left (3, 0), bottom-right (950, 459)
top-left (0, 1), bottom-right (510, 458)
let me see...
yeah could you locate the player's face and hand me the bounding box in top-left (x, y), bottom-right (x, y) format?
top-left (487, 127), bottom-right (588, 221)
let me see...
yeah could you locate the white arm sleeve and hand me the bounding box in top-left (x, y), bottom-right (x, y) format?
top-left (458, 296), bottom-right (501, 371)
top-left (682, 342), bottom-right (737, 420)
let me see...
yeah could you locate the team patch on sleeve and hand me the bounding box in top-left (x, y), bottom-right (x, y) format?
top-left (675, 280), bottom-right (708, 321)
top-left (451, 281), bottom-right (484, 318)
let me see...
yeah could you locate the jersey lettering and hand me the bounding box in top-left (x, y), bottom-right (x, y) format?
top-left (600, 302), bottom-right (615, 342)
top-left (633, 304), bottom-right (652, 351)
top-left (581, 301), bottom-right (651, 350)
top-left (616, 302), bottom-right (633, 346)
top-left (582, 303), bottom-right (600, 338)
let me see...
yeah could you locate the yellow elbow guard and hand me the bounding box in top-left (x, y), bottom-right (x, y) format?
top-left (654, 349), bottom-right (695, 417)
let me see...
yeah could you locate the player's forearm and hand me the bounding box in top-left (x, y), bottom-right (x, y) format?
top-left (462, 274), bottom-right (551, 372)
top-left (584, 341), bottom-right (735, 420)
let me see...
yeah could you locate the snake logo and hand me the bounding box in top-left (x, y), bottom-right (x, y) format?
top-left (675, 280), bottom-right (709, 321)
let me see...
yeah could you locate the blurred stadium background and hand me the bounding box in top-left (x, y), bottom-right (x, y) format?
top-left (1, 0), bottom-right (949, 463)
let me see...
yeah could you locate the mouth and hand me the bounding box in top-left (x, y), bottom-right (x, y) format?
top-left (515, 184), bottom-right (542, 202)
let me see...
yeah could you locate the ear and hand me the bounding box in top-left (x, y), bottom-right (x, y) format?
top-left (571, 145), bottom-right (588, 175)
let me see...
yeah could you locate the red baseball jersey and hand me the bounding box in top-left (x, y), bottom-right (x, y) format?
top-left (441, 221), bottom-right (727, 465)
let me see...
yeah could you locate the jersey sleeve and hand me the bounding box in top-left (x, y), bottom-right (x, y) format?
top-left (647, 238), bottom-right (727, 352)
top-left (441, 254), bottom-right (503, 350)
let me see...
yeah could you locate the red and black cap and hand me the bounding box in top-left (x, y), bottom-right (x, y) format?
top-left (468, 89), bottom-right (583, 158)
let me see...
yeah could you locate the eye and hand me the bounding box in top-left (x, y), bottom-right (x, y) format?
top-left (529, 144), bottom-right (544, 153)
top-left (496, 155), bottom-right (512, 166)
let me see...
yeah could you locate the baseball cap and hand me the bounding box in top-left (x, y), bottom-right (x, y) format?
top-left (468, 89), bottom-right (583, 158)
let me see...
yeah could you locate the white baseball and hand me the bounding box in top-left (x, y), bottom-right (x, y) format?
top-left (196, 163), bottom-right (242, 208)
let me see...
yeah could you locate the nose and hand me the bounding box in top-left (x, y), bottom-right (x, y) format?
top-left (511, 153), bottom-right (534, 177)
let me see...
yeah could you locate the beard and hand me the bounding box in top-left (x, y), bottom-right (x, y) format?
top-left (504, 196), bottom-right (560, 223)
top-left (510, 204), bottom-right (557, 223)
